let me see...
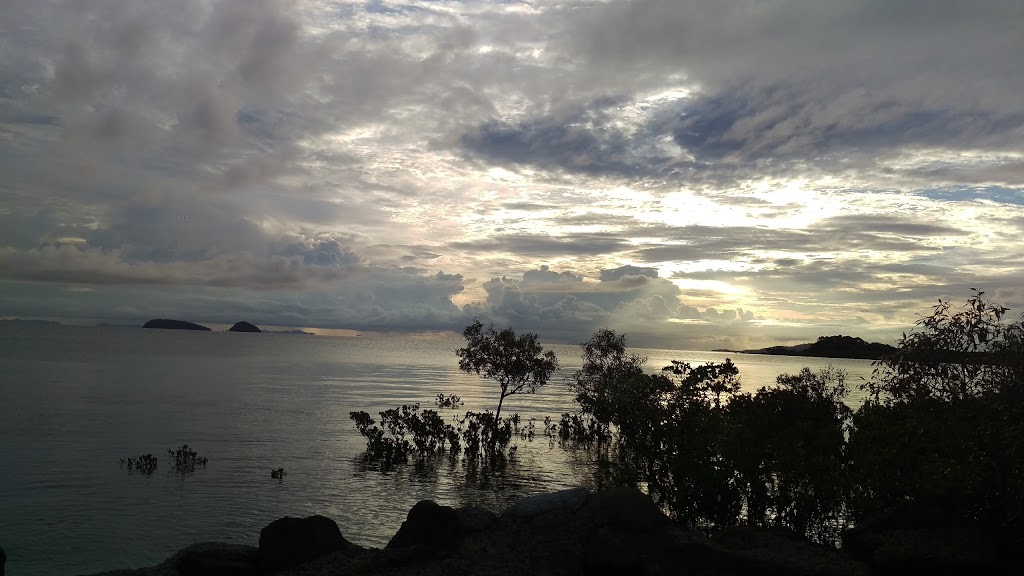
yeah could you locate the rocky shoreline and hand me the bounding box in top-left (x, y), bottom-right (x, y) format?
top-left (80, 487), bottom-right (1011, 576)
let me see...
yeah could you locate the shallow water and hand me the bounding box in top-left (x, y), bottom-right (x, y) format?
top-left (0, 324), bottom-right (874, 575)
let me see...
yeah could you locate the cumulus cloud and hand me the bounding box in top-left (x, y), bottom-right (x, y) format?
top-left (461, 266), bottom-right (757, 347)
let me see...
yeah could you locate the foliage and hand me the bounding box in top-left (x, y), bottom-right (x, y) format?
top-left (119, 453), bottom-right (159, 474)
top-left (349, 400), bottom-right (527, 470)
top-left (725, 368), bottom-right (852, 542)
top-left (271, 467), bottom-right (287, 480)
top-left (866, 289), bottom-right (1024, 403)
top-left (167, 444), bottom-right (208, 473)
top-left (435, 393), bottom-right (463, 408)
top-left (564, 328), bottom-right (852, 542)
top-left (849, 292), bottom-right (1024, 531)
top-left (457, 319), bottom-right (558, 428)
top-left (347, 295), bottom-right (1024, 548)
top-left (569, 329), bottom-right (650, 431)
top-left (663, 358), bottom-right (741, 409)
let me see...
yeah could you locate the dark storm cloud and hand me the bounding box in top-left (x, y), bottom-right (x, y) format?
top-left (455, 0), bottom-right (1024, 183)
top-left (669, 86), bottom-right (1024, 162)
top-left (460, 96), bottom-right (681, 178)
top-left (461, 83), bottom-right (1024, 182)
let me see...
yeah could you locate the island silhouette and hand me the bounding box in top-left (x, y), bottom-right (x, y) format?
top-left (715, 335), bottom-right (897, 360)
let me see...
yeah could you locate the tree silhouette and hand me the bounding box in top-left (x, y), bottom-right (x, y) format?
top-left (456, 319), bottom-right (558, 447)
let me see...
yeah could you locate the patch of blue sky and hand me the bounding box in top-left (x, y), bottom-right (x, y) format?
top-left (364, 0), bottom-right (433, 16)
top-left (918, 186), bottom-right (1024, 207)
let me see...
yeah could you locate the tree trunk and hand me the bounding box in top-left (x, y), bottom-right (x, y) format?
top-left (491, 393), bottom-right (506, 454)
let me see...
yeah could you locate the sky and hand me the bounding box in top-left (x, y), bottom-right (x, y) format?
top-left (1, 0), bottom-right (1022, 350)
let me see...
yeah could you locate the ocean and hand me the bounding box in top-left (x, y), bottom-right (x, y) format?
top-left (0, 324), bottom-right (875, 575)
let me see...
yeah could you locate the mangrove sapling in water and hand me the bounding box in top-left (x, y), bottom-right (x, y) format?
top-left (456, 319), bottom-right (558, 448)
top-left (350, 404), bottom-right (532, 469)
top-left (167, 444), bottom-right (208, 473)
top-left (435, 393), bottom-right (463, 408)
top-left (119, 453), bottom-right (159, 474)
top-left (270, 467), bottom-right (287, 480)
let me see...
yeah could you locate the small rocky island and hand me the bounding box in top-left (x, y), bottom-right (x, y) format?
top-left (143, 319), bottom-right (211, 331)
top-left (228, 321), bottom-right (261, 333)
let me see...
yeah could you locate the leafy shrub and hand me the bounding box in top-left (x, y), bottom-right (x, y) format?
top-left (564, 329), bottom-right (851, 541)
top-left (435, 393), bottom-right (463, 408)
top-left (849, 290), bottom-right (1024, 531)
top-left (119, 454), bottom-right (159, 474)
top-left (350, 402), bottom-right (529, 469)
top-left (457, 319), bottom-right (558, 447)
top-left (271, 467), bottom-right (287, 480)
top-left (167, 444), bottom-right (208, 473)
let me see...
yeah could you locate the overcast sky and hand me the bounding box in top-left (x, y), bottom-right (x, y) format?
top-left (1, 0), bottom-right (1022, 349)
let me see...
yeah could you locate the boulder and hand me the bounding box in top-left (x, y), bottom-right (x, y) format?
top-left (577, 488), bottom-right (686, 576)
top-left (504, 487), bottom-right (590, 518)
top-left (580, 486), bottom-right (669, 533)
top-left (228, 321), bottom-right (261, 333)
top-left (386, 500), bottom-right (461, 558)
top-left (691, 526), bottom-right (868, 576)
top-left (456, 505), bottom-right (498, 533)
top-left (258, 515), bottom-right (350, 572)
top-left (170, 542), bottom-right (258, 576)
top-left (143, 319), bottom-right (211, 331)
top-left (842, 501), bottom-right (999, 576)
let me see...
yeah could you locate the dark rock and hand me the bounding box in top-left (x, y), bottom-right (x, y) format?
top-left (576, 488), bottom-right (689, 576)
top-left (504, 487), bottom-right (590, 518)
top-left (258, 515), bottom-right (350, 572)
top-left (228, 321), bottom-right (261, 333)
top-left (582, 525), bottom-right (691, 576)
top-left (387, 500), bottom-right (461, 558)
top-left (456, 505), bottom-right (497, 533)
top-left (691, 526), bottom-right (869, 576)
top-left (171, 543), bottom-right (258, 576)
top-left (843, 501), bottom-right (999, 576)
top-left (581, 486), bottom-right (669, 533)
top-left (143, 319), bottom-right (211, 331)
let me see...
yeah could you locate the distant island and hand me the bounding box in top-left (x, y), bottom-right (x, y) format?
top-left (0, 318), bottom-right (61, 327)
top-left (715, 335), bottom-right (897, 360)
top-left (228, 321), bottom-right (261, 333)
top-left (265, 329), bottom-right (316, 335)
top-left (143, 319), bottom-right (211, 331)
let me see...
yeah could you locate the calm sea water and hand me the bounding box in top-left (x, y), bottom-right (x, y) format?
top-left (0, 324), bottom-right (874, 575)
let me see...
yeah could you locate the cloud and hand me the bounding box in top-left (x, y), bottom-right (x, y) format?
top-left (460, 265), bottom-right (757, 347)
top-left (1, 0), bottom-right (1023, 351)
top-left (450, 233), bottom-right (632, 258)
top-left (600, 265), bottom-right (660, 281)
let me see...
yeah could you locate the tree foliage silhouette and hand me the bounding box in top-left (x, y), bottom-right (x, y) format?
top-left (457, 319), bottom-right (558, 447)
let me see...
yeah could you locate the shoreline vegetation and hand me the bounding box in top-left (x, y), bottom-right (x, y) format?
top-left (340, 292), bottom-right (1021, 574)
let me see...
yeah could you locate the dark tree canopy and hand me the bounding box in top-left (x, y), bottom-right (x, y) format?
top-left (456, 319), bottom-right (558, 424)
top-left (867, 289), bottom-right (1024, 403)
